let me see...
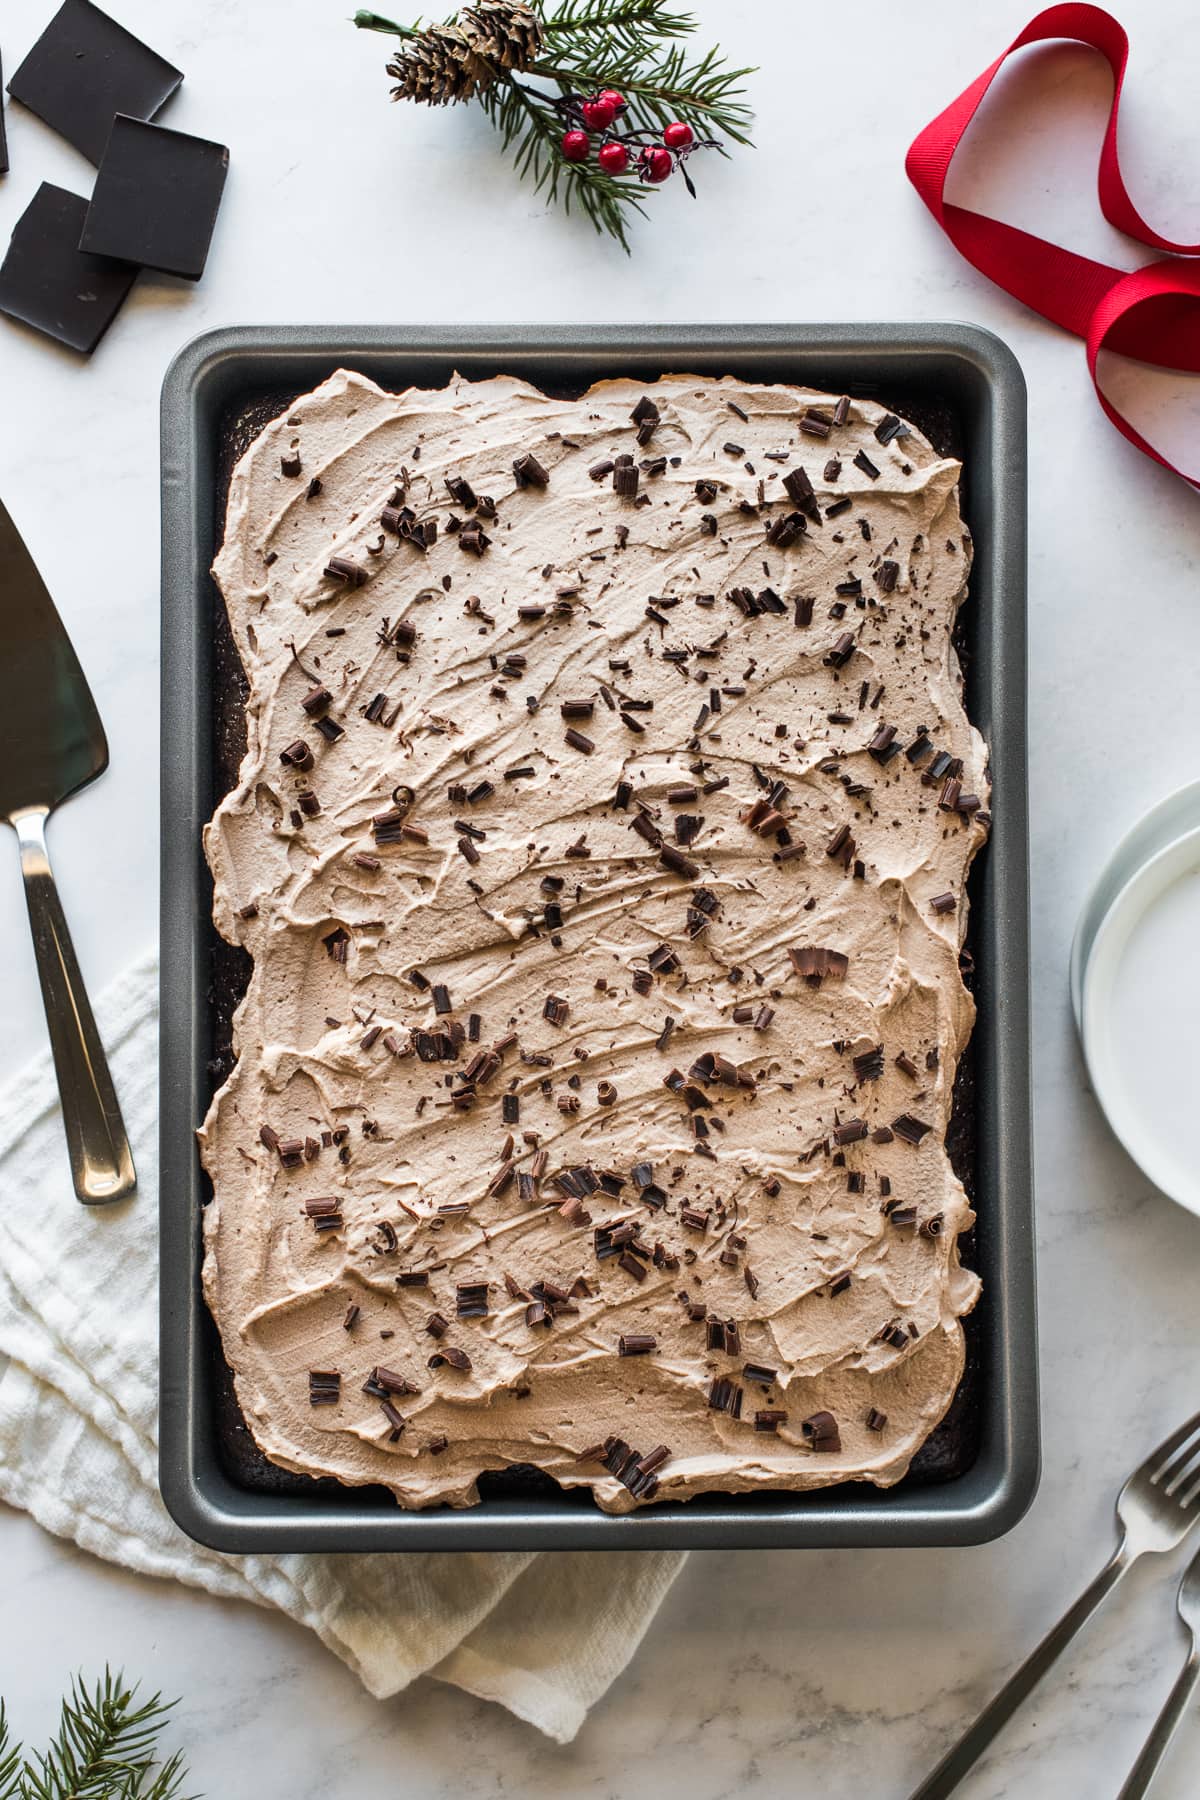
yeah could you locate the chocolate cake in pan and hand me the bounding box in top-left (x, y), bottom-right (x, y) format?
top-left (200, 371), bottom-right (984, 1511)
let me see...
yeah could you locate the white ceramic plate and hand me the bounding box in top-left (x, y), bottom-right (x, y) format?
top-left (1072, 781), bottom-right (1200, 1216)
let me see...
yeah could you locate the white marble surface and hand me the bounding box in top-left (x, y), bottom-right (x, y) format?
top-left (2, 0), bottom-right (1200, 1793)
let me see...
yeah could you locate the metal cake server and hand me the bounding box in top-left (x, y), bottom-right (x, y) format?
top-left (0, 498), bottom-right (135, 1205)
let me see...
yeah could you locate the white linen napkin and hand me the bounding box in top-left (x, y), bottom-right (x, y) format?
top-left (0, 951), bottom-right (687, 1742)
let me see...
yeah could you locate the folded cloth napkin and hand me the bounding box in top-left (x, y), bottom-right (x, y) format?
top-left (0, 951), bottom-right (686, 1742)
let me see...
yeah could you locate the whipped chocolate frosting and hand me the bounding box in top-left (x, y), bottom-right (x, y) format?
top-left (200, 369), bottom-right (988, 1512)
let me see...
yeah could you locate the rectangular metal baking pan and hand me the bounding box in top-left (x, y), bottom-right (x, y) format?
top-left (160, 323), bottom-right (1035, 1552)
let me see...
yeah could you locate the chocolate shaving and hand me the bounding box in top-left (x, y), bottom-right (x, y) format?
top-left (324, 556), bottom-right (368, 587)
top-left (801, 1409), bottom-right (842, 1451)
top-left (824, 631), bottom-right (856, 669)
top-left (708, 1377), bottom-right (743, 1418)
top-left (875, 413), bottom-right (909, 445)
top-left (788, 945), bottom-right (848, 981)
top-left (659, 845), bottom-right (699, 880)
top-left (512, 451), bottom-right (549, 488)
top-left (743, 1362), bottom-right (777, 1386)
top-left (892, 1114), bottom-right (932, 1145)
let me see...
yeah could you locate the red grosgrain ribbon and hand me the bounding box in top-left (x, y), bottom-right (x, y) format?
top-left (906, 3), bottom-right (1200, 484)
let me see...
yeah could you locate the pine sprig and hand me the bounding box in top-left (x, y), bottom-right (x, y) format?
top-left (355, 0), bottom-right (754, 249)
top-left (477, 74), bottom-right (650, 249)
top-left (539, 0), bottom-right (696, 52)
top-left (531, 42), bottom-right (755, 145)
top-left (10, 1673), bottom-right (191, 1800)
top-left (0, 1705), bottom-right (22, 1800)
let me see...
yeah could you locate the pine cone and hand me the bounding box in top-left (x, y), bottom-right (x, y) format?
top-left (387, 2), bottom-right (544, 106)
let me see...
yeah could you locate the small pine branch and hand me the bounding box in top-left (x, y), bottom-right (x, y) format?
top-left (530, 41), bottom-right (754, 145)
top-left (540, 0), bottom-right (696, 54)
top-left (0, 1704), bottom-right (22, 1800)
top-left (541, 0), bottom-right (694, 30)
top-left (357, 0), bottom-right (755, 248)
top-left (478, 75), bottom-right (648, 249)
top-left (18, 1671), bottom-right (190, 1800)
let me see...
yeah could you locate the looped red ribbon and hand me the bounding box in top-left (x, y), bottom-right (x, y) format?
top-left (906, 3), bottom-right (1200, 484)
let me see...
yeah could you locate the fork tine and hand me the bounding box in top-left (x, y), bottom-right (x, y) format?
top-left (1163, 1441), bottom-right (1200, 1499)
top-left (1147, 1413), bottom-right (1200, 1486)
top-left (1178, 1469), bottom-right (1200, 1510)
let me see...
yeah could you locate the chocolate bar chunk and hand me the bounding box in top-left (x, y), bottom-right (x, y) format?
top-left (0, 50), bottom-right (8, 175)
top-left (79, 115), bottom-right (228, 280)
top-left (7, 0), bottom-right (182, 164)
top-left (0, 182), bottom-right (137, 353)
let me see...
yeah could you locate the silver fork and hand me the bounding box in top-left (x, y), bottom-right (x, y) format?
top-left (910, 1410), bottom-right (1200, 1799)
top-left (1116, 1545), bottom-right (1200, 1799)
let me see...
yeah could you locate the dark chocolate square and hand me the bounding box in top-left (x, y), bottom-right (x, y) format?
top-left (0, 50), bottom-right (9, 175)
top-left (7, 0), bottom-right (182, 165)
top-left (79, 114), bottom-right (228, 280)
top-left (0, 181), bottom-right (137, 353)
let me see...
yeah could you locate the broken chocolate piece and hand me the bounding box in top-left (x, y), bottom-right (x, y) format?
top-left (80, 115), bottom-right (229, 280)
top-left (0, 182), bottom-right (137, 353)
top-left (513, 451), bottom-right (549, 488)
top-left (892, 1113), bottom-right (933, 1145)
top-left (8, 0), bottom-right (182, 164)
top-left (801, 1410), bottom-right (842, 1450)
top-left (788, 945), bottom-right (849, 981)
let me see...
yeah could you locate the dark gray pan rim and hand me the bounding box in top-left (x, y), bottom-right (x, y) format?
top-left (160, 323), bottom-right (1036, 1552)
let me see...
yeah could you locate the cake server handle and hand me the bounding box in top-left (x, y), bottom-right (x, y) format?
top-left (908, 1542), bottom-right (1133, 1799)
top-left (12, 806), bottom-right (136, 1205)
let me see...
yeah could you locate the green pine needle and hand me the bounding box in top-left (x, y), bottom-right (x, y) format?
top-left (6, 1672), bottom-right (192, 1800)
top-left (0, 1705), bottom-right (23, 1800)
top-left (358, 0), bottom-right (755, 250)
top-left (540, 0), bottom-right (696, 54)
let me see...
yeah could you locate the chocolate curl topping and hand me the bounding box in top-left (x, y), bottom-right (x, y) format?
top-left (788, 946), bottom-right (849, 981)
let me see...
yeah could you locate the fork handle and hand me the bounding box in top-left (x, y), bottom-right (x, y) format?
top-left (12, 807), bottom-right (136, 1205)
top-left (1117, 1647), bottom-right (1200, 1800)
top-left (909, 1544), bottom-right (1133, 1799)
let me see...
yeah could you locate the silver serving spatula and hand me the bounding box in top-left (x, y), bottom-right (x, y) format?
top-left (0, 498), bottom-right (135, 1204)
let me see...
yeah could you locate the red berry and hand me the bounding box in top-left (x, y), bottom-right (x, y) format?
top-left (598, 141), bottom-right (630, 176)
top-left (663, 121), bottom-right (694, 150)
top-left (581, 97), bottom-right (617, 131)
top-left (561, 129), bottom-right (590, 163)
top-left (639, 145), bottom-right (673, 183)
top-left (598, 87), bottom-right (627, 114)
